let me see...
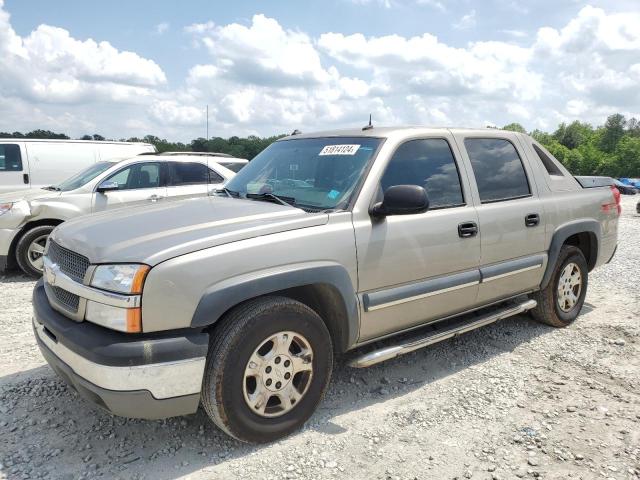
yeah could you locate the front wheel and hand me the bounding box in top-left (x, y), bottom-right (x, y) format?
top-left (15, 225), bottom-right (55, 278)
top-left (531, 245), bottom-right (588, 327)
top-left (201, 296), bottom-right (333, 443)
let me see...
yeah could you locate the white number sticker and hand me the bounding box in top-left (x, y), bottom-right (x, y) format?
top-left (319, 144), bottom-right (360, 156)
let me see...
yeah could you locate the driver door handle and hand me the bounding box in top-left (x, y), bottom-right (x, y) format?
top-left (458, 221), bottom-right (478, 238)
top-left (148, 194), bottom-right (163, 202)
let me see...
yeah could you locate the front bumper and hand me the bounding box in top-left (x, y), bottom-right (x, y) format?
top-left (33, 280), bottom-right (209, 419)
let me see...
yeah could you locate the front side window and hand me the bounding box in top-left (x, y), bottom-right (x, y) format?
top-left (105, 163), bottom-right (161, 190)
top-left (465, 138), bottom-right (531, 203)
top-left (0, 144), bottom-right (22, 172)
top-left (380, 139), bottom-right (464, 209)
top-left (225, 137), bottom-right (383, 211)
top-left (169, 162), bottom-right (209, 186)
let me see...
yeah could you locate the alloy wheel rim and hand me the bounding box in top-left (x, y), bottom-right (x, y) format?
top-left (242, 330), bottom-right (314, 418)
top-left (27, 234), bottom-right (49, 272)
top-left (557, 262), bottom-right (582, 312)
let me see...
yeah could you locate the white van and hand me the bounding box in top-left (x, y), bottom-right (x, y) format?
top-left (0, 139), bottom-right (156, 193)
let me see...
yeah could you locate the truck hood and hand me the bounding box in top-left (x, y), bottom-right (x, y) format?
top-left (50, 196), bottom-right (329, 265)
top-left (0, 188), bottom-right (61, 204)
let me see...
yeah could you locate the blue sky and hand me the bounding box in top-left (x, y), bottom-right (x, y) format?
top-left (1, 0), bottom-right (639, 140)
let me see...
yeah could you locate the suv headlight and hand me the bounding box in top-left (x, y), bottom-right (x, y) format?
top-left (90, 264), bottom-right (150, 294)
top-left (0, 203), bottom-right (13, 216)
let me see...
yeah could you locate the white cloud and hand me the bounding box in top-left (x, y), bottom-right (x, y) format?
top-left (454, 9), bottom-right (476, 30)
top-left (501, 29), bottom-right (527, 38)
top-left (155, 22), bottom-right (169, 35)
top-left (0, 1), bottom-right (639, 140)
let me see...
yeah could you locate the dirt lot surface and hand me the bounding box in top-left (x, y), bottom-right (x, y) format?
top-left (1, 195), bottom-right (639, 480)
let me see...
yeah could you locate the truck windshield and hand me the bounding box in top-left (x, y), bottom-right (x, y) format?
top-left (53, 162), bottom-right (115, 192)
top-left (224, 137), bottom-right (382, 211)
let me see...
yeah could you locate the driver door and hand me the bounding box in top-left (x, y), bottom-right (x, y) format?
top-left (354, 136), bottom-right (481, 342)
top-left (92, 162), bottom-right (167, 212)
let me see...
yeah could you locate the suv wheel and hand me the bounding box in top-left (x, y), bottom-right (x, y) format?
top-left (201, 296), bottom-right (333, 443)
top-left (531, 245), bottom-right (588, 327)
top-left (16, 225), bottom-right (55, 278)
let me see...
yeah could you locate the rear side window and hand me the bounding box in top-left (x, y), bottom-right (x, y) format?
top-left (208, 169), bottom-right (224, 184)
top-left (381, 139), bottom-right (464, 209)
top-left (0, 144), bottom-right (22, 171)
top-left (219, 162), bottom-right (246, 173)
top-left (532, 144), bottom-right (564, 176)
top-left (465, 138), bottom-right (530, 203)
top-left (169, 162), bottom-right (209, 186)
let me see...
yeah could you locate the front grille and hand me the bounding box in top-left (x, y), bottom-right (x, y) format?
top-left (51, 286), bottom-right (80, 313)
top-left (47, 241), bottom-right (90, 283)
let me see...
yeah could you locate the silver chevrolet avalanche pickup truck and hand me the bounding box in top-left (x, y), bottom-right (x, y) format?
top-left (32, 127), bottom-right (620, 443)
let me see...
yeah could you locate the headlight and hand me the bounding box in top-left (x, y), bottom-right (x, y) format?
top-left (90, 264), bottom-right (150, 294)
top-left (0, 203), bottom-right (13, 216)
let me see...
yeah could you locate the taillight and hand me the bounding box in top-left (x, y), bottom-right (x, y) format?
top-left (610, 185), bottom-right (621, 215)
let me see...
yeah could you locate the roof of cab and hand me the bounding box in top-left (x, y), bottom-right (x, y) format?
top-left (278, 126), bottom-right (521, 141)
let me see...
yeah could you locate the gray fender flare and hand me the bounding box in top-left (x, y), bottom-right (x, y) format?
top-left (191, 263), bottom-right (359, 351)
top-left (540, 220), bottom-right (601, 290)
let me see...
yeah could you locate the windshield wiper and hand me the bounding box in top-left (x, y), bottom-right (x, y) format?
top-left (42, 186), bottom-right (61, 191)
top-left (246, 192), bottom-right (296, 207)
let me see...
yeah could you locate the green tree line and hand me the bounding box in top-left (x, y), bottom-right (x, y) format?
top-left (503, 113), bottom-right (640, 177)
top-left (2, 113), bottom-right (639, 176)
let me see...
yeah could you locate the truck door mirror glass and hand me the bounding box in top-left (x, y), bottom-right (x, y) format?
top-left (370, 184), bottom-right (429, 218)
top-left (96, 180), bottom-right (120, 193)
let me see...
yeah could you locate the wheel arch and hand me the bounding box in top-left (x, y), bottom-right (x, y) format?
top-left (540, 220), bottom-right (600, 290)
top-left (191, 264), bottom-right (359, 353)
top-left (8, 218), bottom-right (64, 269)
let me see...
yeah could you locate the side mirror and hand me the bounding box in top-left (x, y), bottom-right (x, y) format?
top-left (370, 184), bottom-right (429, 218)
top-left (96, 180), bottom-right (119, 193)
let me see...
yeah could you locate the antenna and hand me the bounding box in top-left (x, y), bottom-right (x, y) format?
top-left (291, 129), bottom-right (302, 135)
top-left (362, 114), bottom-right (373, 131)
top-left (206, 104), bottom-right (209, 140)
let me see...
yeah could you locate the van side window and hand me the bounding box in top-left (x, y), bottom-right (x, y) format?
top-left (381, 139), bottom-right (464, 209)
top-left (0, 144), bottom-right (22, 171)
top-left (532, 144), bottom-right (564, 176)
top-left (464, 138), bottom-right (531, 203)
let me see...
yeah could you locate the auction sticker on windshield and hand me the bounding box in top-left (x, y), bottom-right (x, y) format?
top-left (319, 144), bottom-right (360, 156)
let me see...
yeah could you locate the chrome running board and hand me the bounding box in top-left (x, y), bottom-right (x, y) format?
top-left (349, 298), bottom-right (537, 368)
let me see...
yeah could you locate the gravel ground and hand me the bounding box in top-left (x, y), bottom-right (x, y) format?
top-left (1, 195), bottom-right (639, 480)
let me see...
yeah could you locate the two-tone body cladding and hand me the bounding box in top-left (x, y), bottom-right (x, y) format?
top-left (32, 126), bottom-right (619, 443)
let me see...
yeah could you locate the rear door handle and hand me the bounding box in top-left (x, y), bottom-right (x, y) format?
top-left (525, 213), bottom-right (540, 227)
top-left (458, 221), bottom-right (478, 238)
top-left (148, 194), bottom-right (163, 202)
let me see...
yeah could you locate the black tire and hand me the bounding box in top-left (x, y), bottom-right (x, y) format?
top-left (15, 225), bottom-right (55, 278)
top-left (201, 296), bottom-right (333, 443)
top-left (531, 245), bottom-right (588, 328)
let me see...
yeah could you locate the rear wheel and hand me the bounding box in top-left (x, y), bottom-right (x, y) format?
top-left (201, 296), bottom-right (333, 443)
top-left (531, 245), bottom-right (588, 327)
top-left (16, 225), bottom-right (55, 278)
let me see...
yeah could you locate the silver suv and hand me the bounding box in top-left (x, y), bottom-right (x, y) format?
top-left (32, 127), bottom-right (619, 443)
top-left (0, 155), bottom-right (235, 276)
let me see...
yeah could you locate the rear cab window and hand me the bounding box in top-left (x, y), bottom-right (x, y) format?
top-left (0, 144), bottom-right (23, 171)
top-left (464, 138), bottom-right (531, 203)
